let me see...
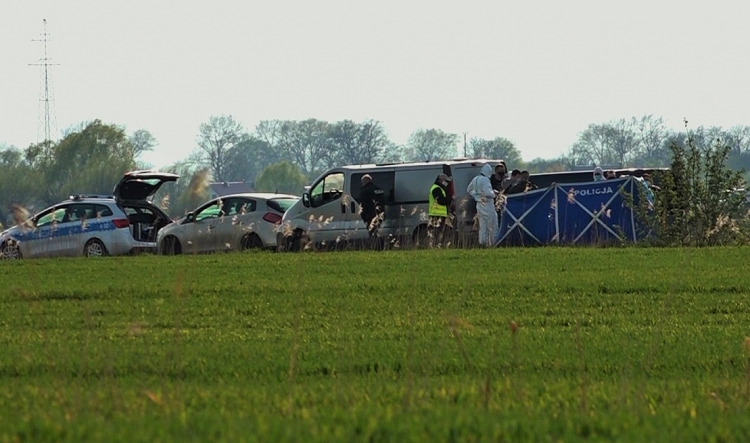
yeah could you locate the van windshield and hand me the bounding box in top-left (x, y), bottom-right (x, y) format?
top-left (309, 172), bottom-right (344, 208)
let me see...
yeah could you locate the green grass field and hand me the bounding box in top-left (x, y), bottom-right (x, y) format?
top-left (2, 247), bottom-right (750, 442)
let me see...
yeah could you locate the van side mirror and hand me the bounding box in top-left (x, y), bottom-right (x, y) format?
top-left (302, 193), bottom-right (310, 208)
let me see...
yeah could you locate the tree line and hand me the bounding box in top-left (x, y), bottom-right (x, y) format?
top-left (565, 115), bottom-right (750, 171)
top-left (188, 116), bottom-right (523, 183)
top-left (1, 114), bottom-right (748, 225)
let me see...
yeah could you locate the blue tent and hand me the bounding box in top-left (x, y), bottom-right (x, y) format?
top-left (496, 177), bottom-right (640, 246)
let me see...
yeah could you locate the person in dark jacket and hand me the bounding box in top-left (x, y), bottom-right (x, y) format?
top-left (428, 173), bottom-right (452, 247)
top-left (506, 170), bottom-right (537, 195)
top-left (490, 163), bottom-right (507, 193)
top-left (359, 174), bottom-right (385, 240)
top-left (520, 170), bottom-right (538, 190)
top-left (503, 169), bottom-right (522, 194)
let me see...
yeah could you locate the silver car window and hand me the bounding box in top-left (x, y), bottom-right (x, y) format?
top-left (232, 198), bottom-right (256, 215)
top-left (195, 202), bottom-right (222, 221)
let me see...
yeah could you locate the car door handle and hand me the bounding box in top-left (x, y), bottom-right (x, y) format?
top-left (341, 203), bottom-right (346, 214)
top-left (350, 201), bottom-right (356, 213)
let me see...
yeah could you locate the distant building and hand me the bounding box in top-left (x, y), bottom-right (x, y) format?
top-left (209, 181), bottom-right (254, 199)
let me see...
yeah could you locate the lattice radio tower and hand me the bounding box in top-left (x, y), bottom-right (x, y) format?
top-left (30, 19), bottom-right (59, 148)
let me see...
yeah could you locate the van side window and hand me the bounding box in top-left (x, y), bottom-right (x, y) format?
top-left (351, 172), bottom-right (395, 205)
top-left (392, 168), bottom-right (447, 205)
top-left (310, 172), bottom-right (345, 208)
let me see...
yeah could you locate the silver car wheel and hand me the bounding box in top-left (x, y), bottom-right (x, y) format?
top-left (241, 233), bottom-right (263, 251)
top-left (160, 236), bottom-right (181, 255)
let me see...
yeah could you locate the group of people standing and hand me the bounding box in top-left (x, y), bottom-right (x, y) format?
top-left (356, 161), bottom-right (531, 249)
top-left (489, 162), bottom-right (538, 195)
top-left (592, 167), bottom-right (617, 182)
top-left (358, 172), bottom-right (456, 248)
top-left (357, 163), bottom-right (658, 250)
top-left (467, 161), bottom-right (534, 246)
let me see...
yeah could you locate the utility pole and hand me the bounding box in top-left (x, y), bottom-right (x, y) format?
top-left (30, 19), bottom-right (59, 151)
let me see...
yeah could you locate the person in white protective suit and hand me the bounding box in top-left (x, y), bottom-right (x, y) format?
top-left (467, 164), bottom-right (498, 246)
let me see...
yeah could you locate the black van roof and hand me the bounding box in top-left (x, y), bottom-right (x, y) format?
top-left (530, 167), bottom-right (668, 189)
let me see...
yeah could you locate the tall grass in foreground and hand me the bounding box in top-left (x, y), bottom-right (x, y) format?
top-left (1, 247), bottom-right (750, 442)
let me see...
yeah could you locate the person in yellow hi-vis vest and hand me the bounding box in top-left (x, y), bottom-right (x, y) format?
top-left (428, 173), bottom-right (452, 247)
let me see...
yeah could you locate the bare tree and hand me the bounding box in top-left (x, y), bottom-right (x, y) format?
top-left (195, 115), bottom-right (247, 182)
top-left (356, 120), bottom-right (391, 164)
top-left (322, 120), bottom-right (357, 168)
top-left (569, 123), bottom-right (613, 165)
top-left (255, 120), bottom-right (284, 153)
top-left (632, 115), bottom-right (670, 166)
top-left (326, 120), bottom-right (391, 166)
top-left (570, 120), bottom-right (638, 166)
top-left (405, 129), bottom-right (458, 162)
top-left (725, 125), bottom-right (750, 156)
top-left (467, 137), bottom-right (523, 166)
top-left (277, 119), bottom-right (330, 177)
top-left (688, 126), bottom-right (725, 151)
top-left (608, 118), bottom-right (638, 166)
top-left (378, 142), bottom-right (404, 163)
top-left (129, 129), bottom-right (158, 158)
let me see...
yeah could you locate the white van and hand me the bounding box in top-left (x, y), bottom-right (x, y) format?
top-left (277, 159), bottom-right (501, 250)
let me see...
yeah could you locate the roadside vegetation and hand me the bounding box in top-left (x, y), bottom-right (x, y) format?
top-left (2, 247), bottom-right (750, 442)
top-left (631, 120), bottom-right (750, 246)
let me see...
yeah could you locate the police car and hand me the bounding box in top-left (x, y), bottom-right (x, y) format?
top-left (0, 171), bottom-right (178, 259)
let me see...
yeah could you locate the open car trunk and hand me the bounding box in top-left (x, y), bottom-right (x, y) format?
top-left (114, 171), bottom-right (179, 245)
top-left (121, 203), bottom-right (172, 243)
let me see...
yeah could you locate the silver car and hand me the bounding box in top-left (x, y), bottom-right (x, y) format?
top-left (0, 170), bottom-right (178, 259)
top-left (156, 193), bottom-right (299, 254)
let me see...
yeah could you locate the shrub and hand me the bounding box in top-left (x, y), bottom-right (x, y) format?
top-left (634, 120), bottom-right (748, 246)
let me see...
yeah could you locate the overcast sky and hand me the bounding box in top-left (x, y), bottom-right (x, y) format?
top-left (1, 0), bottom-right (748, 168)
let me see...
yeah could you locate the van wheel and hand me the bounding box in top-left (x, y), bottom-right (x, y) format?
top-left (160, 236), bottom-right (182, 255)
top-left (241, 233), bottom-right (263, 251)
top-left (84, 239), bottom-right (108, 257)
top-left (0, 241), bottom-right (21, 260)
top-left (412, 225), bottom-right (428, 249)
top-left (287, 230), bottom-right (310, 252)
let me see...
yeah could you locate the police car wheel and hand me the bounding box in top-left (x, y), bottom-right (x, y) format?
top-left (0, 242), bottom-right (21, 259)
top-left (84, 239), bottom-right (108, 257)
